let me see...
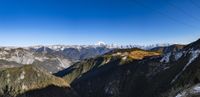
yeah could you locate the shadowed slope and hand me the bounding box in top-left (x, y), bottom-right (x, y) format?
top-left (0, 65), bottom-right (79, 97)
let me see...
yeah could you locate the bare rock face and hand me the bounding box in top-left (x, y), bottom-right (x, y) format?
top-left (0, 45), bottom-right (112, 73)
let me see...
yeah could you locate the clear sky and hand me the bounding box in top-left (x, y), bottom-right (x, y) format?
top-left (0, 0), bottom-right (200, 46)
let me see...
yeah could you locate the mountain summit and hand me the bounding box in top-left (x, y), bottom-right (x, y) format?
top-left (95, 41), bottom-right (106, 46)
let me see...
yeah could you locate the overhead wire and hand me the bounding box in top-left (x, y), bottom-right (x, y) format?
top-left (165, 0), bottom-right (200, 22)
top-left (189, 0), bottom-right (200, 9)
top-left (132, 0), bottom-right (198, 29)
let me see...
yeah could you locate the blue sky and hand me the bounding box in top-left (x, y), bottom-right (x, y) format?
top-left (0, 0), bottom-right (200, 46)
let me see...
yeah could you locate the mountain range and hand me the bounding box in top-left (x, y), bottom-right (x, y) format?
top-left (0, 44), bottom-right (170, 73)
top-left (1, 39), bottom-right (200, 97)
top-left (56, 39), bottom-right (200, 97)
top-left (0, 45), bottom-right (112, 73)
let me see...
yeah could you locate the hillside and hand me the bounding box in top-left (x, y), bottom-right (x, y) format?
top-left (56, 38), bottom-right (200, 97)
top-left (55, 48), bottom-right (161, 84)
top-left (150, 44), bottom-right (185, 54)
top-left (0, 65), bottom-right (79, 97)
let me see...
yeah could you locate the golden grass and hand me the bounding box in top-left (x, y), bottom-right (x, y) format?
top-left (128, 50), bottom-right (161, 60)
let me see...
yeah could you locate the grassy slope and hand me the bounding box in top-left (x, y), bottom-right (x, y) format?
top-left (0, 65), bottom-right (78, 97)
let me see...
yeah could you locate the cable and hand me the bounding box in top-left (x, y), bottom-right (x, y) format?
top-left (165, 0), bottom-right (200, 22)
top-left (132, 0), bottom-right (198, 29)
top-left (190, 0), bottom-right (200, 9)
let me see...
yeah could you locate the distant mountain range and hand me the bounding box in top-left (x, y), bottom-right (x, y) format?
top-left (0, 45), bottom-right (112, 73)
top-left (0, 44), bottom-right (171, 73)
top-left (1, 40), bottom-right (199, 97)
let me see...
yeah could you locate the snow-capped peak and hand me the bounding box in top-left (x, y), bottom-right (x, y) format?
top-left (95, 41), bottom-right (106, 46)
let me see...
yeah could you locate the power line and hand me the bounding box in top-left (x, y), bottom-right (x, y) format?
top-left (132, 0), bottom-right (198, 29)
top-left (190, 0), bottom-right (200, 9)
top-left (165, 0), bottom-right (200, 22)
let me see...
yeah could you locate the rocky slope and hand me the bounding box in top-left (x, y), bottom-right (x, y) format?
top-left (0, 44), bottom-right (171, 73)
top-left (57, 39), bottom-right (200, 97)
top-left (0, 65), bottom-right (78, 97)
top-left (0, 45), bottom-right (112, 73)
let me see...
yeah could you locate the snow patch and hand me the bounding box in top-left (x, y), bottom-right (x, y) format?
top-left (104, 87), bottom-right (114, 95)
top-left (164, 67), bottom-right (170, 70)
top-left (95, 41), bottom-right (106, 46)
top-left (56, 66), bottom-right (63, 70)
top-left (56, 57), bottom-right (71, 68)
top-left (175, 52), bottom-right (183, 60)
top-left (7, 73), bottom-right (10, 78)
top-left (181, 49), bottom-right (200, 72)
top-left (105, 58), bottom-right (111, 64)
top-left (0, 51), bottom-right (8, 55)
top-left (175, 84), bottom-right (200, 97)
top-left (171, 49), bottom-right (200, 83)
top-left (6, 73), bottom-right (10, 83)
top-left (34, 57), bottom-right (48, 62)
top-left (122, 56), bottom-right (127, 60)
top-left (22, 84), bottom-right (27, 90)
top-left (191, 84), bottom-right (200, 94)
top-left (175, 91), bottom-right (186, 97)
top-left (19, 71), bottom-right (25, 80)
top-left (56, 57), bottom-right (66, 68)
top-left (160, 53), bottom-right (171, 63)
top-left (37, 73), bottom-right (40, 77)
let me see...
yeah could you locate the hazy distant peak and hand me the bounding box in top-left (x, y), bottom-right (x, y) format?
top-left (95, 41), bottom-right (106, 46)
